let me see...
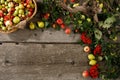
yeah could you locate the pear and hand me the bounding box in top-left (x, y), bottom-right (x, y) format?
top-left (89, 60), bottom-right (97, 66)
top-left (88, 54), bottom-right (95, 60)
top-left (29, 22), bottom-right (35, 30)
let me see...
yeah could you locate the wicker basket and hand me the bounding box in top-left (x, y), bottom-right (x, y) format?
top-left (0, 0), bottom-right (37, 33)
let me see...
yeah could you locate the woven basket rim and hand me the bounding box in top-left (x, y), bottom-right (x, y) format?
top-left (0, 0), bottom-right (37, 34)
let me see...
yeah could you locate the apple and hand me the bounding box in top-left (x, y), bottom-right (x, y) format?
top-left (113, 36), bottom-right (117, 41)
top-left (98, 56), bottom-right (103, 61)
top-left (13, 10), bottom-right (19, 16)
top-left (13, 0), bottom-right (21, 3)
top-left (15, 6), bottom-right (19, 10)
top-left (87, 18), bottom-right (91, 22)
top-left (4, 20), bottom-right (13, 27)
top-left (84, 46), bottom-right (90, 53)
top-left (13, 16), bottom-right (20, 24)
top-left (89, 60), bottom-right (97, 66)
top-left (73, 3), bottom-right (79, 7)
top-left (81, 15), bottom-right (85, 20)
top-left (4, 15), bottom-right (9, 21)
top-left (0, 18), bottom-right (4, 21)
top-left (82, 70), bottom-right (89, 78)
top-left (19, 9), bottom-right (24, 14)
top-left (37, 21), bottom-right (45, 28)
top-left (88, 54), bottom-right (95, 60)
top-left (0, 10), bottom-right (4, 17)
top-left (52, 24), bottom-right (56, 28)
top-left (2, 26), bottom-right (6, 31)
top-left (19, 4), bottom-right (24, 9)
top-left (70, 0), bottom-right (75, 2)
top-left (27, 11), bottom-right (33, 17)
top-left (65, 28), bottom-right (71, 34)
top-left (60, 24), bottom-right (65, 29)
top-left (8, 2), bottom-right (14, 8)
top-left (1, 0), bottom-right (5, 4)
top-left (0, 21), bottom-right (3, 25)
top-left (0, 5), bottom-right (2, 9)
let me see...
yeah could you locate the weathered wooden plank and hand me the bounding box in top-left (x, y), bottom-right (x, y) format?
top-left (0, 29), bottom-right (80, 43)
top-left (0, 43), bottom-right (88, 65)
top-left (0, 44), bottom-right (5, 66)
top-left (0, 64), bottom-right (100, 80)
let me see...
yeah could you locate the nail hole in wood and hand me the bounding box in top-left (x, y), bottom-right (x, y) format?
top-left (5, 60), bottom-right (10, 64)
top-left (41, 44), bottom-right (46, 48)
top-left (34, 33), bottom-right (37, 36)
top-left (15, 43), bottom-right (19, 45)
top-left (49, 33), bottom-right (52, 35)
top-left (71, 61), bottom-right (75, 65)
top-left (0, 43), bottom-right (2, 45)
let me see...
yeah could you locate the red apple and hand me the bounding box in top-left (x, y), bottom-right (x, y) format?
top-left (4, 20), bottom-right (13, 27)
top-left (84, 46), bottom-right (91, 53)
top-left (4, 15), bottom-right (10, 21)
top-left (56, 18), bottom-right (63, 25)
top-left (65, 28), bottom-right (71, 34)
top-left (0, 10), bottom-right (4, 17)
top-left (28, 11), bottom-right (33, 17)
top-left (71, 0), bottom-right (75, 2)
top-left (82, 70), bottom-right (89, 78)
top-left (60, 24), bottom-right (65, 29)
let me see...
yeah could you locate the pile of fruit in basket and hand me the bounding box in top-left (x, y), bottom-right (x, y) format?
top-left (0, 0), bottom-right (35, 31)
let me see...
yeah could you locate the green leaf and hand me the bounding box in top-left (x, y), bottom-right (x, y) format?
top-left (94, 29), bottom-right (102, 40)
top-left (102, 16), bottom-right (116, 29)
top-left (104, 16), bottom-right (116, 24)
top-left (98, 21), bottom-right (104, 27)
top-left (103, 24), bottom-right (112, 29)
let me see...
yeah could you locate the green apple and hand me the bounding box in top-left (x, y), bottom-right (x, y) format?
top-left (13, 16), bottom-right (20, 24)
top-left (89, 60), bottom-right (97, 66)
top-left (19, 4), bottom-right (24, 9)
top-left (98, 56), bottom-right (103, 61)
top-left (88, 54), bottom-right (95, 60)
top-left (0, 5), bottom-right (2, 10)
top-left (1, 0), bottom-right (5, 4)
top-left (8, 2), bottom-right (14, 8)
top-left (87, 18), bottom-right (91, 22)
top-left (13, 10), bottom-right (19, 16)
top-left (0, 18), bottom-right (3, 21)
top-left (2, 26), bottom-right (6, 31)
top-left (0, 21), bottom-right (3, 25)
top-left (113, 36), bottom-right (117, 41)
top-left (37, 21), bottom-right (45, 28)
top-left (15, 6), bottom-right (19, 10)
top-left (13, 0), bottom-right (21, 3)
top-left (81, 15), bottom-right (85, 20)
top-left (19, 9), bottom-right (24, 14)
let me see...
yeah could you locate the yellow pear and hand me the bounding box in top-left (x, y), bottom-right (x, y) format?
top-left (89, 60), bottom-right (97, 66)
top-left (88, 54), bottom-right (95, 60)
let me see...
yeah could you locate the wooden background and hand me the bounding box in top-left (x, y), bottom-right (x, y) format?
top-left (0, 0), bottom-right (119, 80)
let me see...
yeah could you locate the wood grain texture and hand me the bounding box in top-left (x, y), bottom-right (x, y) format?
top-left (0, 29), bottom-right (80, 43)
top-left (0, 0), bottom-right (119, 80)
top-left (0, 43), bottom-right (88, 65)
top-left (0, 64), bottom-right (100, 80)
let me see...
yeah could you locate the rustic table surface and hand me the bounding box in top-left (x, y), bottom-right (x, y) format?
top-left (0, 0), bottom-right (120, 80)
